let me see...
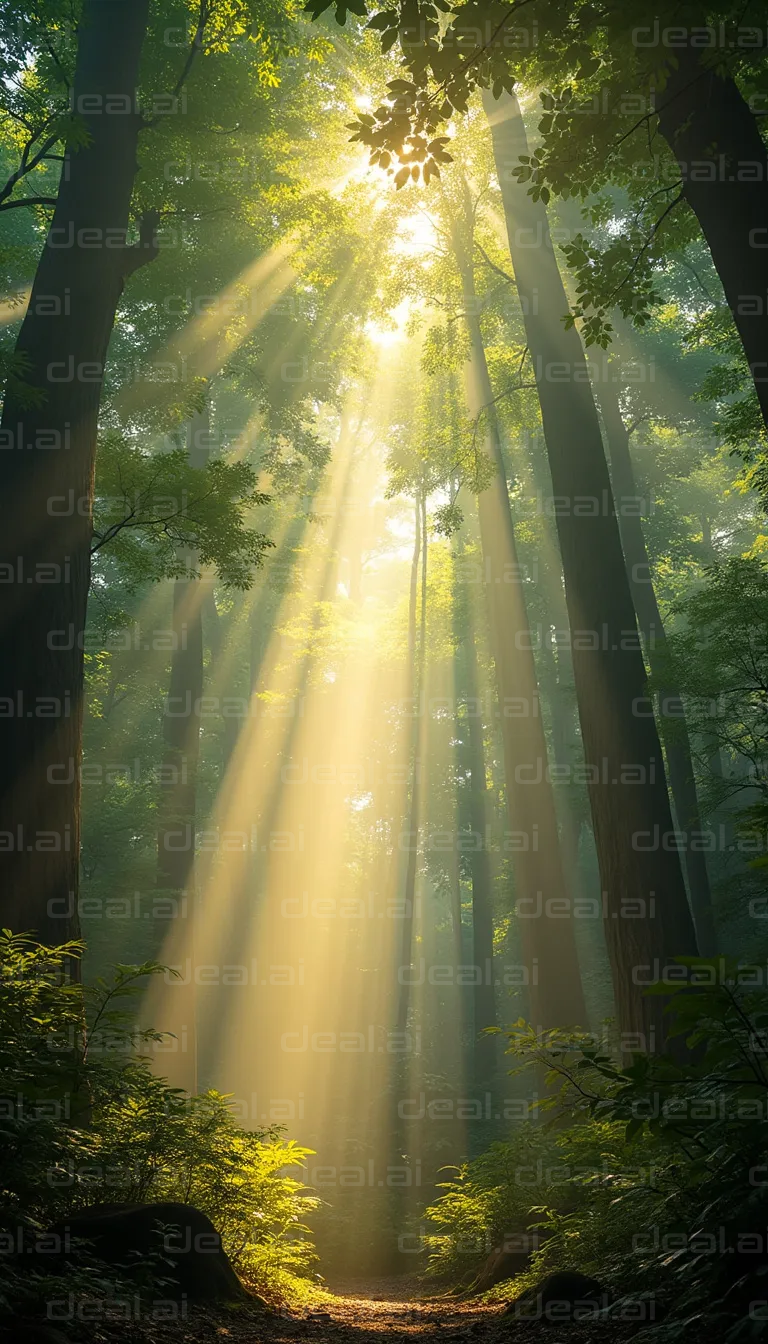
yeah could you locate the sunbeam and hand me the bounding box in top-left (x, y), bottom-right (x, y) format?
top-left (3, 7), bottom-right (767, 1335)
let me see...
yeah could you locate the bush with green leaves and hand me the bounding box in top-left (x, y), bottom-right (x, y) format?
top-left (0, 933), bottom-right (320, 1312)
top-left (657, 555), bottom-right (768, 828)
top-left (421, 1128), bottom-right (563, 1286)
top-left (423, 966), bottom-right (768, 1341)
top-left (91, 1078), bottom-right (320, 1303)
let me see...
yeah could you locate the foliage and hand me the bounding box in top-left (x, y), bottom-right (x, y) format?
top-left (0, 933), bottom-right (321, 1312)
top-left (89, 1080), bottom-right (320, 1303)
top-left (424, 971), bottom-right (768, 1339)
top-left (92, 431), bottom-right (273, 589)
top-left (659, 556), bottom-right (768, 829)
top-left (421, 1128), bottom-right (564, 1284)
top-left (5, 0), bottom-right (768, 1315)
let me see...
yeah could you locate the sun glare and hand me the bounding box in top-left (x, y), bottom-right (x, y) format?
top-left (394, 209), bottom-right (438, 257)
top-left (364, 299), bottom-right (412, 348)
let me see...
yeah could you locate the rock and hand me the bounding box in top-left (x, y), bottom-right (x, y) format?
top-left (47, 1202), bottom-right (248, 1302)
top-left (474, 1248), bottom-right (529, 1292)
top-left (474, 1232), bottom-right (543, 1292)
top-left (0, 1321), bottom-right (71, 1344)
top-left (505, 1270), bottom-right (605, 1322)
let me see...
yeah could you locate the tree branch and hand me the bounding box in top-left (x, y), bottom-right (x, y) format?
top-left (605, 192), bottom-right (684, 305)
top-left (144, 0), bottom-right (211, 128)
top-left (474, 240), bottom-right (515, 286)
top-left (626, 413), bottom-right (649, 437)
top-left (0, 124), bottom-right (63, 210)
top-left (484, 379), bottom-right (537, 411)
top-left (445, 0), bottom-right (537, 86)
top-left (44, 36), bottom-right (72, 92)
top-left (678, 255), bottom-right (718, 305)
top-left (119, 210), bottom-right (162, 279)
top-left (0, 196), bottom-right (57, 212)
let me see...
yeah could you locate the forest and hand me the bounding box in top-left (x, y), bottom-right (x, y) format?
top-left (1, 0), bottom-right (768, 1341)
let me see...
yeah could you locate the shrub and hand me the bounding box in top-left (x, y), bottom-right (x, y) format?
top-left (91, 1078), bottom-right (320, 1302)
top-left (0, 932), bottom-right (321, 1312)
top-left (422, 965), bottom-right (768, 1341)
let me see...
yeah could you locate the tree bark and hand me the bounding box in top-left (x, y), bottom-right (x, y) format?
top-left (204, 587), bottom-right (240, 768)
top-left (483, 88), bottom-right (698, 1049)
top-left (525, 435), bottom-right (593, 903)
top-left (461, 595), bottom-right (498, 1083)
top-left (592, 366), bottom-right (718, 956)
top-left (156, 580), bottom-right (204, 897)
top-left (154, 405), bottom-right (209, 1094)
top-left (156, 405), bottom-right (209, 897)
top-left (655, 48), bottom-right (768, 436)
top-left (451, 202), bottom-right (587, 1031)
top-left (0, 0), bottom-right (152, 942)
top-left (153, 564), bottom-right (203, 1096)
top-left (450, 849), bottom-right (465, 980)
top-left (397, 494), bottom-right (426, 1032)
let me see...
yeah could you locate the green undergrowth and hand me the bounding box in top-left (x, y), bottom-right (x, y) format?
top-left (0, 933), bottom-right (323, 1314)
top-left (422, 963), bottom-right (768, 1342)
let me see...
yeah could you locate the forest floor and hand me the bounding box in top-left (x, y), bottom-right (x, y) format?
top-left (88, 1276), bottom-right (651, 1344)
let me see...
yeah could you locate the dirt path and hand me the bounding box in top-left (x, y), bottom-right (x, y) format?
top-left (265, 1285), bottom-right (650, 1344)
top-left (301, 1279), bottom-right (503, 1341)
top-left (117, 1278), bottom-right (641, 1344)
top-left (113, 1280), bottom-right (506, 1344)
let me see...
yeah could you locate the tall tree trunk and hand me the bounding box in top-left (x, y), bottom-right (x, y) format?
top-left (483, 88), bottom-right (698, 1048)
top-left (156, 582), bottom-right (204, 895)
top-left (526, 432), bottom-right (593, 900)
top-left (451, 207), bottom-right (587, 1031)
top-left (449, 848), bottom-right (465, 982)
top-left (461, 593), bottom-right (498, 1084)
top-left (155, 405), bottom-right (207, 1092)
top-left (204, 587), bottom-right (240, 769)
top-left (0, 0), bottom-right (152, 942)
top-left (654, 47), bottom-right (768, 436)
top-left (449, 536), bottom-right (469, 1057)
top-left (536, 623), bottom-right (589, 894)
top-left (592, 367), bottom-right (718, 956)
top-left (397, 494), bottom-right (426, 1032)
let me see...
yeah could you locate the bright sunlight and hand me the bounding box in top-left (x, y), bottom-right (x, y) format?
top-left (0, 6), bottom-right (764, 1344)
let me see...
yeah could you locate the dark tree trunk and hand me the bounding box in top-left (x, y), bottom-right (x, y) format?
top-left (0, 0), bottom-right (151, 942)
top-left (449, 537), bottom-right (469, 1056)
top-left (204, 587), bottom-right (240, 769)
top-left (655, 48), bottom-right (768, 435)
top-left (525, 435), bottom-right (592, 903)
top-left (155, 406), bottom-right (208, 1094)
top-left (153, 563), bottom-right (202, 1095)
top-left (193, 398), bottom-right (239, 771)
top-left (156, 405), bottom-right (208, 897)
top-left (461, 599), bottom-right (498, 1084)
top-left (450, 850), bottom-right (465, 978)
top-left (593, 368), bottom-right (718, 956)
top-left (397, 494), bottom-right (426, 1032)
top-left (452, 208), bottom-right (587, 1031)
top-left (483, 88), bottom-right (698, 1049)
top-left (156, 580), bottom-right (204, 897)
top-left (537, 616), bottom-right (590, 899)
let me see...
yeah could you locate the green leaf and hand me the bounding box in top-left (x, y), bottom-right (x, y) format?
top-left (303, 0), bottom-right (336, 16)
top-left (367, 9), bottom-right (397, 27)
